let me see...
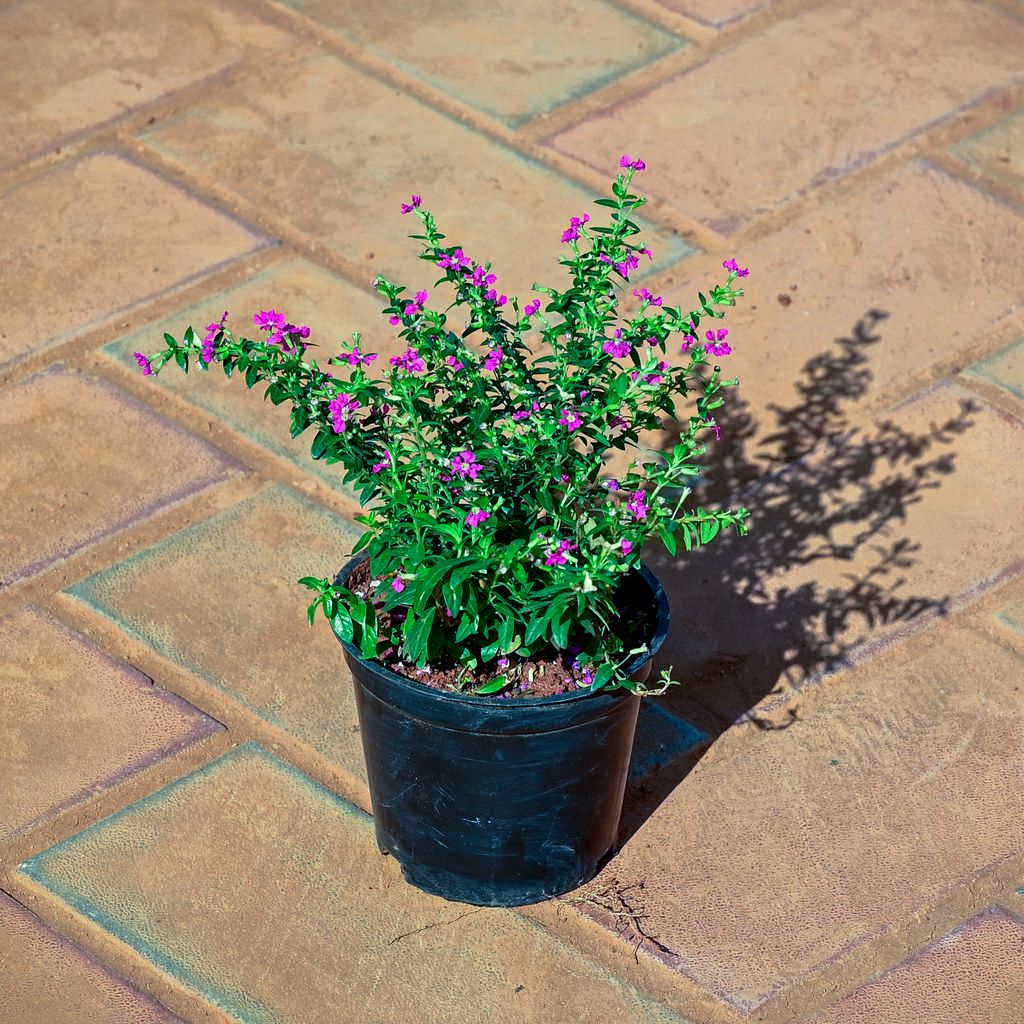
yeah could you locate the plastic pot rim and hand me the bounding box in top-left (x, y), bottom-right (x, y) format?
top-left (330, 551), bottom-right (670, 710)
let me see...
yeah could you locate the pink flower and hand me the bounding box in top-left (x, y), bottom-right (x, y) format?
top-left (708, 419), bottom-right (722, 441)
top-left (723, 257), bottom-right (749, 277)
top-left (705, 328), bottom-right (732, 357)
top-left (466, 265), bottom-right (497, 288)
top-left (446, 354), bottom-right (465, 371)
top-left (632, 287), bottom-right (663, 306)
top-left (329, 392), bottom-right (361, 434)
top-left (561, 212), bottom-right (590, 244)
top-left (403, 289), bottom-right (428, 318)
top-left (133, 352), bottom-right (153, 376)
top-left (511, 401), bottom-right (540, 422)
top-left (559, 407), bottom-right (583, 431)
top-left (605, 478), bottom-right (620, 491)
top-left (524, 299), bottom-right (541, 317)
top-left (389, 348), bottom-right (426, 373)
top-left (483, 346), bottom-right (503, 372)
top-left (619, 154), bottom-right (646, 171)
top-left (621, 539), bottom-right (633, 555)
top-left (484, 288), bottom-right (508, 307)
top-left (625, 490), bottom-right (648, 521)
top-left (371, 451), bottom-right (392, 473)
top-left (544, 539), bottom-right (576, 566)
top-left (391, 575), bottom-right (406, 593)
top-left (560, 474), bottom-right (570, 484)
top-left (400, 194), bottom-right (422, 214)
top-left (341, 347), bottom-right (379, 366)
top-left (438, 247), bottom-right (470, 270)
top-left (465, 509), bottom-right (491, 528)
top-left (452, 450), bottom-right (481, 480)
top-left (254, 310), bottom-right (286, 333)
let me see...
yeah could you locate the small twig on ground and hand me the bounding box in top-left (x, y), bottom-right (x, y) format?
top-left (387, 907), bottom-right (485, 945)
top-left (557, 876), bottom-right (674, 962)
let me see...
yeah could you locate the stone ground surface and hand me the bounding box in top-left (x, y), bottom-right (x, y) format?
top-left (2, 0), bottom-right (1023, 1020)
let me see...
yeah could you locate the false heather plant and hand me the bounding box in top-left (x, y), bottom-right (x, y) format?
top-left (137, 157), bottom-right (750, 695)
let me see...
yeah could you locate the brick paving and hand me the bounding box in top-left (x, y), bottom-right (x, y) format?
top-left (2, 1), bottom-right (1023, 1021)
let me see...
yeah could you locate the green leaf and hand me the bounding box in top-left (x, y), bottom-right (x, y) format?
top-left (474, 674), bottom-right (508, 695)
top-left (245, 364), bottom-right (260, 388)
top-left (404, 606), bottom-right (435, 662)
top-left (331, 604), bottom-right (354, 645)
top-left (175, 351), bottom-right (189, 371)
top-left (700, 518), bottom-right (720, 545)
top-left (310, 430), bottom-right (331, 460)
top-left (659, 524), bottom-right (678, 557)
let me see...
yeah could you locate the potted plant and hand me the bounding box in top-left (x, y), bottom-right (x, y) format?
top-left (134, 156), bottom-right (750, 906)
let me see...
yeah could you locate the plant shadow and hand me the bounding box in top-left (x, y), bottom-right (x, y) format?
top-left (618, 308), bottom-right (979, 845)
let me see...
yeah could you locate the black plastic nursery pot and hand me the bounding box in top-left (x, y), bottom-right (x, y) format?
top-left (331, 553), bottom-right (671, 907)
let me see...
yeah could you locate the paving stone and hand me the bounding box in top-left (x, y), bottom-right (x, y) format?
top-left (0, 892), bottom-right (184, 1023)
top-left (0, 0), bottom-right (290, 169)
top-left (650, 381), bottom-right (1024, 726)
top-left (952, 110), bottom-right (1024, 198)
top-left (0, 152), bottom-right (267, 369)
top-left (547, 0), bottom-right (1024, 232)
top-left (140, 50), bottom-right (693, 305)
top-left (105, 258), bottom-right (397, 492)
top-left (276, 0), bottom-right (682, 127)
top-left (0, 367), bottom-right (238, 586)
top-left (578, 625), bottom-right (1024, 1011)
top-left (807, 907), bottom-right (1024, 1024)
top-left (630, 701), bottom-right (709, 782)
top-left (20, 743), bottom-right (693, 1024)
top-left (995, 594), bottom-right (1024, 636)
top-left (642, 161), bottom-right (1024, 441)
top-left (0, 607), bottom-right (220, 842)
top-left (66, 485), bottom-right (367, 783)
top-left (650, 0), bottom-right (775, 28)
top-left (963, 336), bottom-right (1024, 402)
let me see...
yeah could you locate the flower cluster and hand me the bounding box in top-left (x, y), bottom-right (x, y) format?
top-left (137, 156), bottom-right (751, 697)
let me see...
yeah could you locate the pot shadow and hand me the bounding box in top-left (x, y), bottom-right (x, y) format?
top-left (617, 308), bottom-right (979, 845)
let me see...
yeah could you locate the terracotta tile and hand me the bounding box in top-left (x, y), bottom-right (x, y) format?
top-left (0, 607), bottom-right (220, 841)
top-left (104, 258), bottom-right (398, 492)
top-left (20, 744), bottom-right (694, 1024)
top-left (963, 337), bottom-right (1024, 402)
top-left (952, 110), bottom-right (1024, 198)
top-left (808, 907), bottom-right (1024, 1024)
top-left (140, 51), bottom-right (693, 305)
top-left (0, 892), bottom-right (184, 1023)
top-left (0, 152), bottom-right (267, 369)
top-left (649, 382), bottom-right (1024, 725)
top-left (642, 161), bottom-right (1024, 456)
top-left (0, 0), bottom-right (290, 168)
top-left (650, 0), bottom-right (776, 28)
top-left (574, 626), bottom-right (1024, 1010)
top-left (0, 367), bottom-right (238, 586)
top-left (66, 485), bottom-right (367, 782)
top-left (276, 0), bottom-right (682, 126)
top-left (547, 0), bottom-right (1024, 232)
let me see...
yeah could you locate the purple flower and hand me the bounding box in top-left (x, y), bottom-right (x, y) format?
top-left (708, 419), bottom-right (722, 441)
top-left (704, 327), bottom-right (732, 357)
top-left (341, 347), bottom-right (378, 366)
top-left (603, 338), bottom-right (632, 358)
top-left (371, 451), bottom-right (392, 473)
top-left (559, 407), bottom-right (583, 431)
top-left (465, 509), bottom-right (491, 528)
top-left (388, 315), bottom-right (401, 326)
top-left (497, 657), bottom-right (510, 669)
top-left (200, 320), bottom-right (221, 363)
top-left (580, 668), bottom-right (595, 686)
top-left (625, 490), bottom-right (648, 521)
top-left (483, 346), bottom-right (503, 372)
top-left (598, 253), bottom-right (612, 265)
top-left (561, 212), bottom-right (590, 244)
top-left (723, 257), bottom-right (749, 277)
top-left (632, 287), bottom-right (663, 306)
top-left (254, 309), bottom-right (286, 333)
top-left (438, 247), bottom-right (470, 270)
top-left (619, 154), bottom-right (646, 171)
top-left (621, 539), bottom-right (633, 555)
top-left (452, 450), bottom-right (481, 480)
top-left (329, 392), bottom-right (361, 434)
top-left (639, 247), bottom-right (653, 261)
top-left (643, 360), bottom-right (670, 385)
top-left (484, 288), bottom-right (508, 307)
top-left (544, 539), bottom-right (576, 566)
top-left (608, 415), bottom-right (630, 431)
top-left (389, 348), bottom-right (426, 373)
top-left (560, 474), bottom-right (570, 484)
top-left (466, 265), bottom-right (497, 288)
top-left (392, 575), bottom-right (406, 593)
top-left (403, 289), bottom-right (428, 317)
top-left (400, 194), bottom-right (422, 214)
top-left (605, 478), bottom-right (620, 491)
top-left (511, 401), bottom-right (540, 422)
top-left (133, 352), bottom-right (153, 376)
top-left (524, 299), bottom-right (541, 317)
top-left (446, 354), bottom-right (465, 371)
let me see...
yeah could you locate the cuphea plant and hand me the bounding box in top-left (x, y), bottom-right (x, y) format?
top-left (136, 156), bottom-right (750, 696)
